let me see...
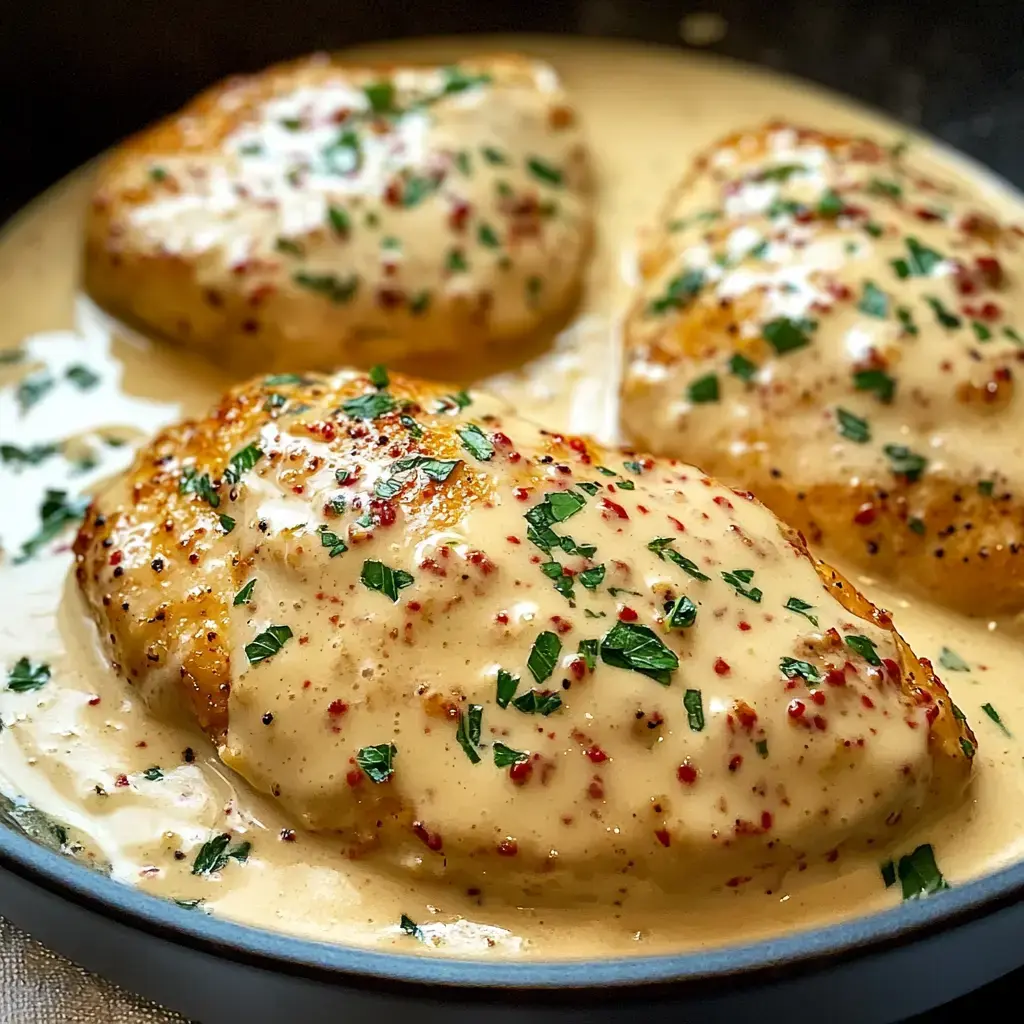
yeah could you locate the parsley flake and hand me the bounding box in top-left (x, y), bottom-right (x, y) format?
top-left (357, 743), bottom-right (397, 782)
top-left (721, 568), bottom-right (762, 603)
top-left (687, 373), bottom-right (719, 404)
top-left (600, 622), bottom-right (678, 684)
top-left (244, 625), bottom-right (293, 665)
top-left (883, 444), bottom-right (928, 482)
top-left (493, 742), bottom-right (528, 767)
top-left (233, 580), bottom-right (256, 606)
top-left (858, 281), bottom-right (889, 318)
top-left (683, 689), bottom-right (704, 731)
top-left (455, 704), bottom-right (483, 763)
top-left (360, 560), bottom-right (414, 602)
top-left (784, 596), bottom-right (818, 626)
top-left (844, 634), bottom-right (881, 666)
top-left (7, 657), bottom-right (51, 693)
top-left (527, 631), bottom-right (561, 683)
top-left (496, 669), bottom-right (519, 708)
top-left (853, 368), bottom-right (896, 404)
top-left (763, 317), bottom-right (813, 354)
top-left (458, 424), bottom-right (494, 461)
top-left (836, 407), bottom-right (871, 443)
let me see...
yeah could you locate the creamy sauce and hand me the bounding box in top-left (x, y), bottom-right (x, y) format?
top-left (1, 35), bottom-right (1023, 961)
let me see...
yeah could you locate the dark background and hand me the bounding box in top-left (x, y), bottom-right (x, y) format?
top-left (2, 1), bottom-right (1024, 1019)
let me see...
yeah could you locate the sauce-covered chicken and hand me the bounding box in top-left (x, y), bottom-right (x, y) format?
top-left (84, 54), bottom-right (592, 377)
top-left (74, 369), bottom-right (973, 903)
top-left (622, 123), bottom-right (1024, 616)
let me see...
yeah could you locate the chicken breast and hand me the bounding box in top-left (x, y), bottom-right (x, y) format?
top-left (84, 54), bottom-right (592, 377)
top-left (74, 368), bottom-right (973, 903)
top-left (622, 122), bottom-right (1024, 617)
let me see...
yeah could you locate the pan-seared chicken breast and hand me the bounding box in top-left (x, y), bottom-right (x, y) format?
top-left (622, 122), bottom-right (1024, 616)
top-left (74, 369), bottom-right (973, 903)
top-left (84, 54), bottom-right (592, 377)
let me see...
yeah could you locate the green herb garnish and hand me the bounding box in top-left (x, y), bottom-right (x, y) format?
top-left (360, 560), bottom-right (414, 602)
top-left (600, 622), bottom-right (678, 684)
top-left (356, 743), bottom-right (397, 783)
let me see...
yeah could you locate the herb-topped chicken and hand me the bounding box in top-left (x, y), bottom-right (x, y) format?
top-left (622, 122), bottom-right (1024, 616)
top-left (74, 368), bottom-right (973, 902)
top-left (84, 54), bottom-right (592, 377)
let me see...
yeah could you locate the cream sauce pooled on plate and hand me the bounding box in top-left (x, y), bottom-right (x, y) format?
top-left (1, 36), bottom-right (1024, 959)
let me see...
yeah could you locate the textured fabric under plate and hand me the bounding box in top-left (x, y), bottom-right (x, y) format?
top-left (0, 917), bottom-right (186, 1023)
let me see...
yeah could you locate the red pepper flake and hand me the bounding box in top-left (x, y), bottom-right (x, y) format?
top-left (618, 606), bottom-right (638, 622)
top-left (496, 838), bottom-right (519, 857)
top-left (824, 667), bottom-right (846, 687)
top-left (733, 700), bottom-right (758, 731)
top-left (861, 694), bottom-right (875, 709)
top-left (667, 516), bottom-right (686, 532)
top-left (788, 699), bottom-right (806, 719)
top-left (810, 690), bottom-right (826, 706)
top-left (976, 256), bottom-right (1005, 288)
top-left (853, 502), bottom-right (877, 526)
top-left (728, 754), bottom-right (743, 772)
top-left (328, 699), bottom-right (348, 717)
top-left (738, 621), bottom-right (752, 632)
top-left (109, 550), bottom-right (123, 566)
top-left (510, 761), bottom-right (533, 785)
top-left (346, 769), bottom-right (363, 787)
top-left (495, 611), bottom-right (510, 625)
top-left (587, 778), bottom-right (604, 800)
top-left (883, 658), bottom-right (901, 682)
top-left (713, 495), bottom-right (734, 511)
top-left (570, 657), bottom-right (587, 679)
top-left (467, 550), bottom-right (496, 574)
top-left (677, 762), bottom-right (698, 785)
top-left (714, 657), bottom-right (731, 676)
top-left (448, 199), bottom-right (472, 232)
top-left (412, 822), bottom-right (443, 852)
top-left (813, 714), bottom-right (827, 731)
top-left (513, 487), bottom-right (531, 502)
top-left (408, 601), bottom-right (421, 612)
top-left (599, 498), bottom-right (629, 520)
top-left (654, 828), bottom-right (671, 847)
top-left (586, 745), bottom-right (608, 764)
top-left (114, 774), bottom-right (129, 788)
top-left (87, 696), bottom-right (101, 706)
top-left (761, 811), bottom-right (773, 831)
top-left (493, 432), bottom-right (513, 448)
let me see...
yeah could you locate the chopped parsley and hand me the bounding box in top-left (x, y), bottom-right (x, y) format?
top-left (455, 704), bottom-right (483, 763)
top-left (908, 517), bottom-right (926, 535)
top-left (481, 146), bottom-right (508, 166)
top-left (817, 188), bottom-right (844, 218)
top-left (647, 537), bottom-right (711, 581)
top-left (599, 621), bottom-right (678, 684)
top-left (342, 392), bottom-right (397, 419)
top-left (578, 565), bottom-right (606, 590)
top-left (541, 560), bottom-right (574, 600)
top-left (293, 271), bottom-right (359, 304)
top-left (883, 444), bottom-right (928, 482)
top-left (356, 743), bottom-right (397, 783)
top-left (142, 767), bottom-right (164, 781)
top-left (512, 689), bottom-right (562, 716)
top-left (784, 596), bottom-right (818, 626)
top-left (971, 320), bottom-right (992, 341)
top-left (363, 80), bottom-right (395, 113)
top-left (322, 129), bottom-right (362, 175)
top-left (477, 222), bottom-right (501, 248)
top-left (400, 414), bottom-right (424, 439)
top-left (779, 657), bottom-right (821, 684)
top-left (888, 844), bottom-right (949, 900)
top-left (844, 634), bottom-right (881, 666)
top-left (836, 407), bottom-right (871, 443)
top-left (577, 639), bottom-right (598, 671)
top-left (360, 560), bottom-right (414, 602)
top-left (224, 444), bottom-right (263, 485)
top-left (16, 373), bottom-right (55, 414)
top-left (274, 237), bottom-right (304, 257)
top-left (496, 669), bottom-right (519, 708)
top-left (721, 568), bottom-right (762, 603)
top-left (317, 526), bottom-right (348, 557)
top-left (192, 833), bottom-right (251, 875)
top-left (687, 373), bottom-right (719, 404)
top-left (925, 296), bottom-right (962, 329)
top-left (729, 352), bottom-right (758, 382)
top-left (218, 514), bottom-right (236, 533)
top-left (978, 479), bottom-right (995, 497)
top-left (683, 689), bottom-right (704, 731)
top-left (369, 364), bottom-right (389, 389)
top-left (399, 914), bottom-right (424, 940)
top-left (858, 281), bottom-right (889, 318)
top-left (16, 489), bottom-right (90, 562)
top-left (755, 739), bottom-right (769, 758)
top-left (526, 156), bottom-right (563, 187)
top-left (493, 742), bottom-right (528, 767)
top-left (982, 703), bottom-right (1010, 735)
top-left (179, 467), bottom-right (219, 507)
top-left (891, 237), bottom-right (944, 278)
top-left (327, 205), bottom-right (350, 235)
top-left (446, 248), bottom-right (468, 273)
top-left (458, 424), bottom-right (494, 461)
top-left (758, 163), bottom-right (805, 182)
top-left (762, 317), bottom-right (813, 354)
top-left (527, 631), bottom-right (561, 683)
top-left (233, 580), bottom-right (256, 606)
top-left (1, 442), bottom-right (59, 467)
top-left (7, 657), bottom-right (51, 693)
top-left (647, 269), bottom-right (704, 316)
top-left (66, 364), bottom-right (101, 390)
top-left (939, 647), bottom-right (970, 672)
top-left (664, 595), bottom-right (697, 629)
top-left (853, 368), bottom-right (896, 404)
top-left (896, 306), bottom-right (919, 336)
top-left (244, 625), bottom-right (293, 665)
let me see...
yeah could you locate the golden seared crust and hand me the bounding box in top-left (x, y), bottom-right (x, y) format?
top-left (84, 53), bottom-right (592, 376)
top-left (75, 368), bottom-right (972, 899)
top-left (622, 121), bottom-right (1024, 617)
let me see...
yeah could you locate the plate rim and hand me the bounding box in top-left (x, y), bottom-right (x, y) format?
top-left (2, 819), bottom-right (1024, 995)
